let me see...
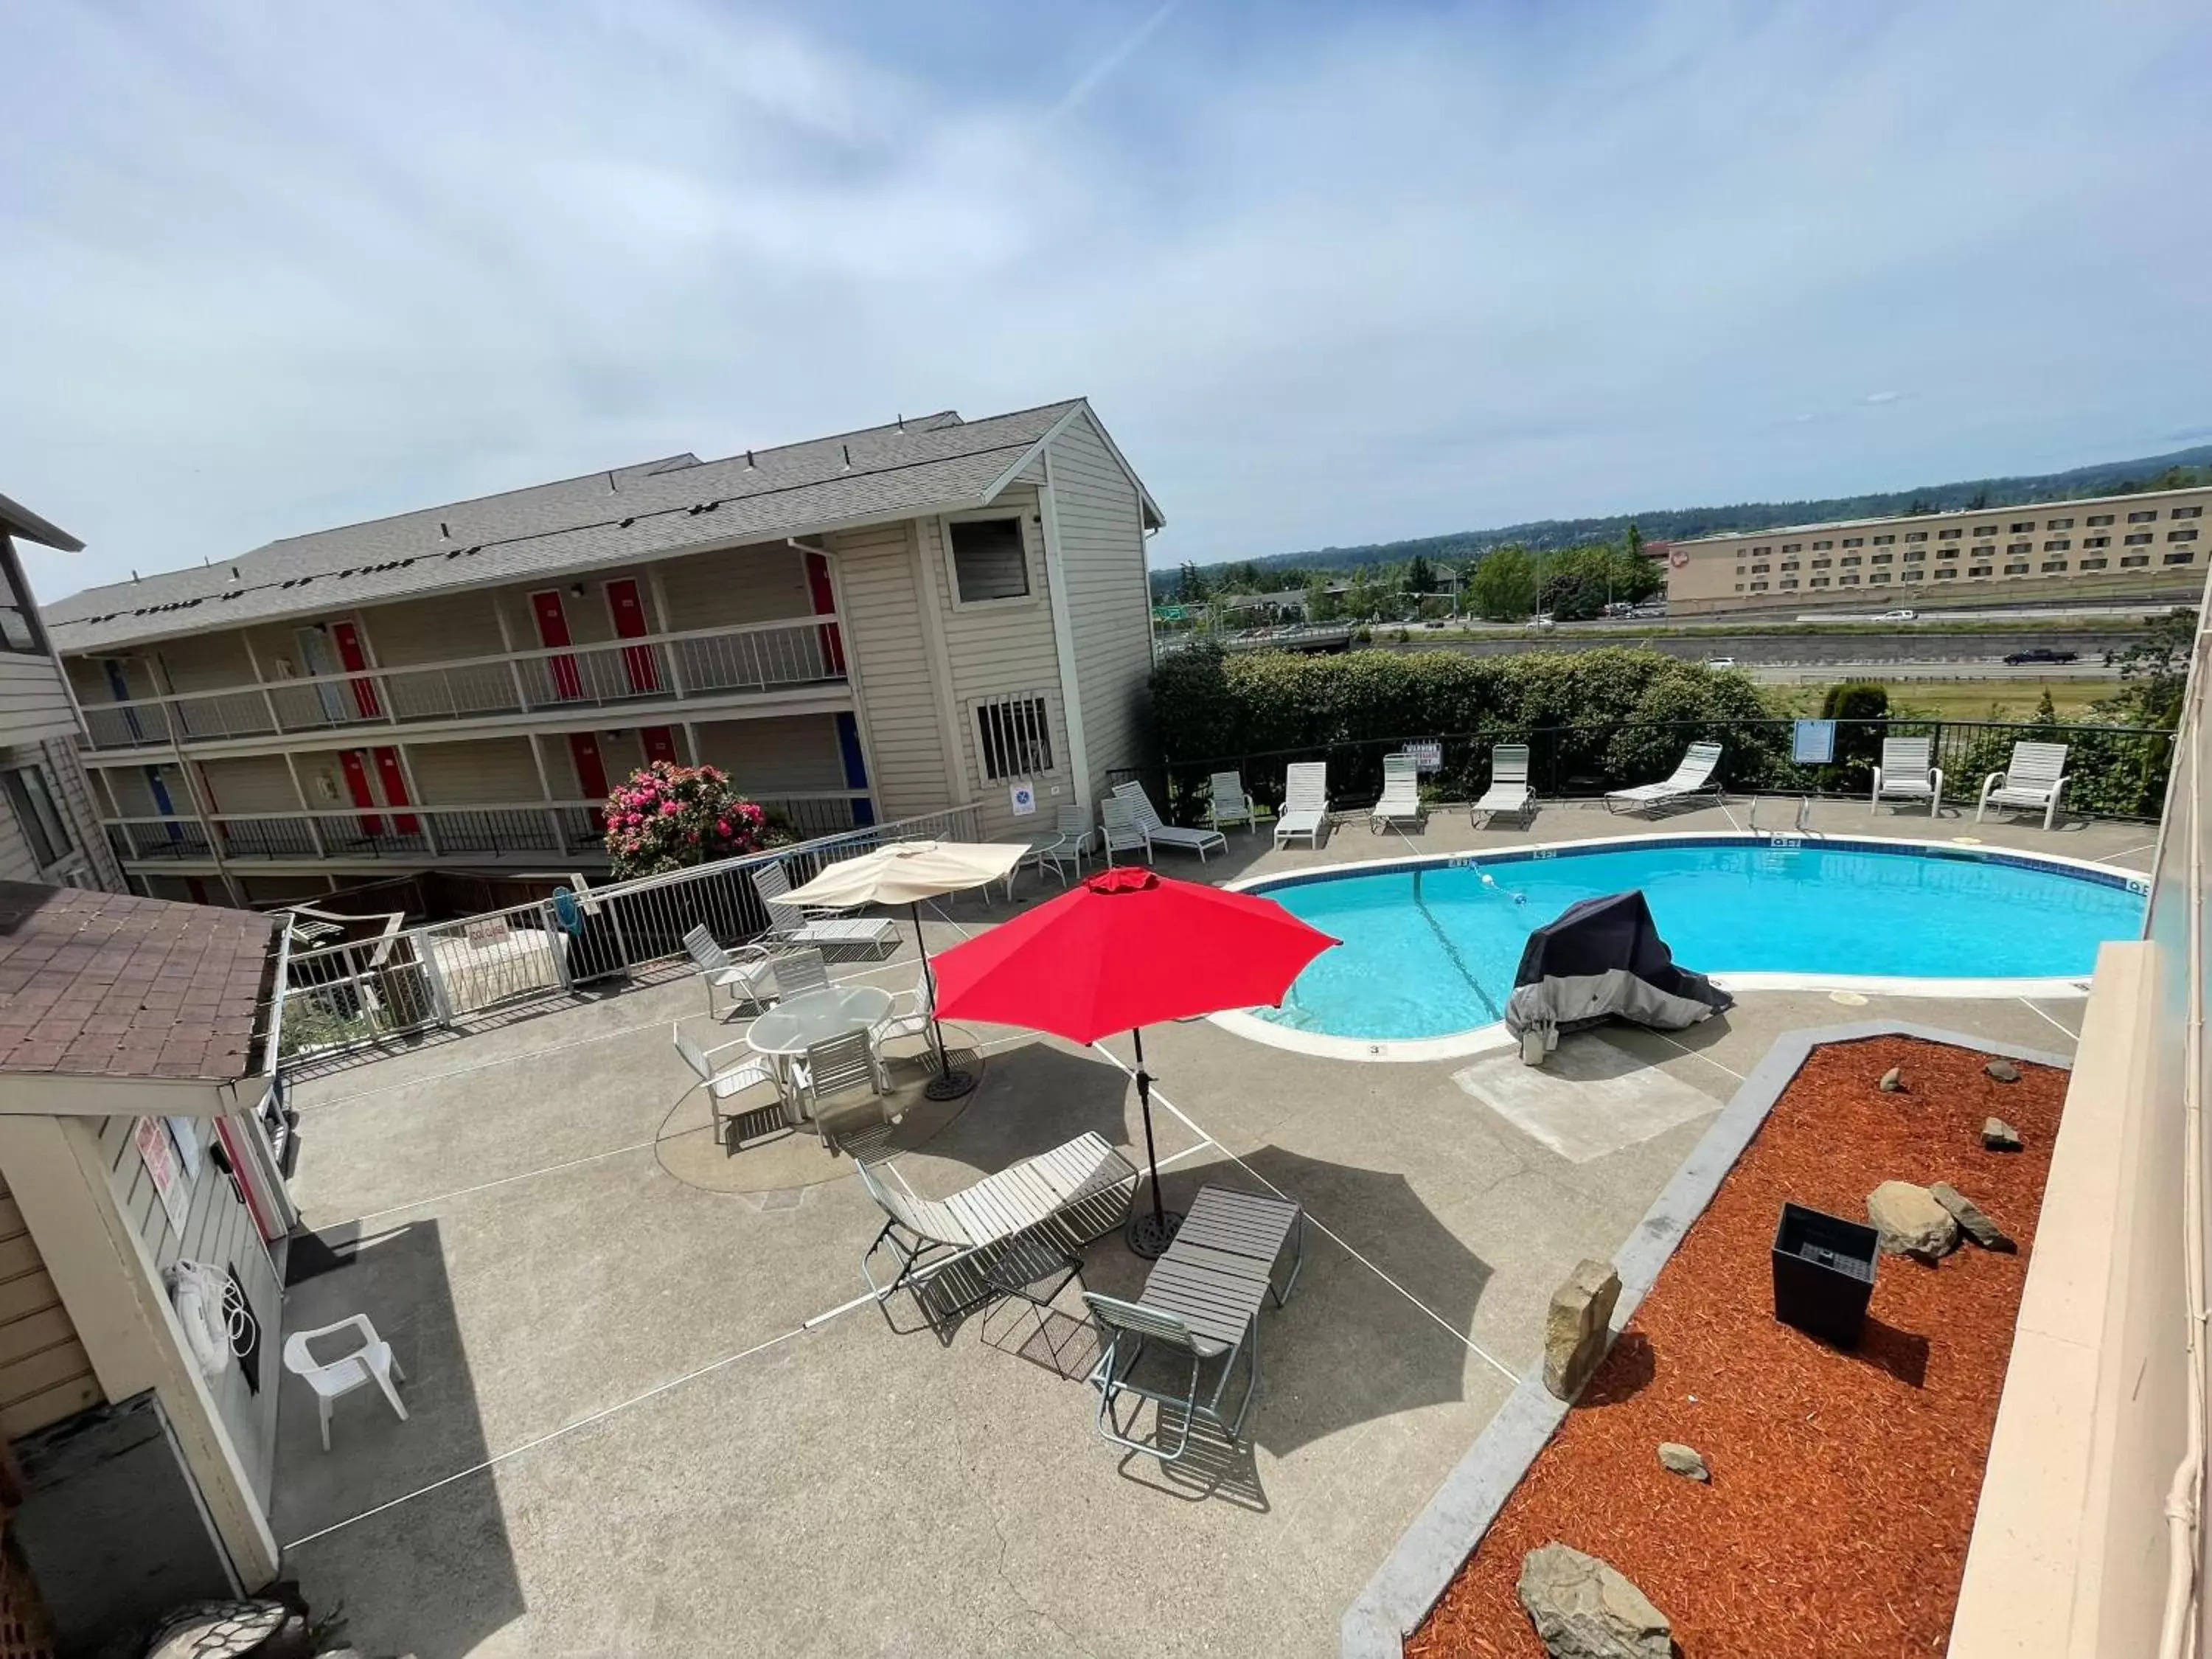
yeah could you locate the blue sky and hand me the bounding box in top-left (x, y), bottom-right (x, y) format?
top-left (4, 0), bottom-right (2209, 599)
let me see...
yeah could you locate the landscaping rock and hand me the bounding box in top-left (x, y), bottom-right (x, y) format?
top-left (1657, 1441), bottom-right (1709, 1481)
top-left (1517, 1543), bottom-right (1673, 1659)
top-left (1983, 1116), bottom-right (2023, 1152)
top-left (1866, 1180), bottom-right (1961, 1258)
top-left (1985, 1057), bottom-right (2021, 1084)
top-left (1543, 1259), bottom-right (1622, 1402)
top-left (1878, 1065), bottom-right (1903, 1093)
top-left (1931, 1182), bottom-right (2016, 1252)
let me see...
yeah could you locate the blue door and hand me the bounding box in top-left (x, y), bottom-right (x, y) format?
top-left (145, 767), bottom-right (181, 842)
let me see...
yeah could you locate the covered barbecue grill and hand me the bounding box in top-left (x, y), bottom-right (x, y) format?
top-left (1503, 889), bottom-right (1733, 1064)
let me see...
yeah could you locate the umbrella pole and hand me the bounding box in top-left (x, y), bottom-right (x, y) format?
top-left (1124, 1026), bottom-right (1183, 1259)
top-left (911, 900), bottom-right (975, 1102)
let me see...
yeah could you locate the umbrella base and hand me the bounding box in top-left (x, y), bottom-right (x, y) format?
top-left (1126, 1207), bottom-right (1185, 1260)
top-left (923, 1068), bottom-right (977, 1102)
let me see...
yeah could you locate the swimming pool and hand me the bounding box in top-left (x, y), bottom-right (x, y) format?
top-left (1226, 835), bottom-right (2146, 1057)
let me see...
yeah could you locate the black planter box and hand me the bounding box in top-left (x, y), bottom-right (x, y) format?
top-left (1773, 1202), bottom-right (1879, 1349)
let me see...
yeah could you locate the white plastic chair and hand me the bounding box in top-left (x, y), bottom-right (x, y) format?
top-left (282, 1313), bottom-right (408, 1452)
top-left (1977, 740), bottom-right (2071, 830)
top-left (1371, 752), bottom-right (1425, 832)
top-left (1100, 795), bottom-right (1151, 864)
top-left (682, 923), bottom-right (776, 1020)
top-left (1871, 737), bottom-right (1943, 817)
top-left (1472, 743), bottom-right (1534, 829)
top-left (1208, 772), bottom-right (1256, 834)
top-left (1275, 762), bottom-right (1329, 848)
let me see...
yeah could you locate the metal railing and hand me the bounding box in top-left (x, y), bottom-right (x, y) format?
top-left (77, 613), bottom-right (846, 751)
top-left (1119, 714), bottom-right (2179, 826)
top-left (268, 801), bottom-right (982, 1064)
top-left (104, 790), bottom-right (872, 866)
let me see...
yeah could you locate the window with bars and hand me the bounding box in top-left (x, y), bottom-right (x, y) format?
top-left (973, 695), bottom-right (1055, 780)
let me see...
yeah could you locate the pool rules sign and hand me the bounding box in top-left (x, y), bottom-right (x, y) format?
top-left (1009, 780), bottom-right (1037, 816)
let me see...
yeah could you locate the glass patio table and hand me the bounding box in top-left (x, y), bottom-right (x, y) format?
top-left (745, 984), bottom-right (895, 1119)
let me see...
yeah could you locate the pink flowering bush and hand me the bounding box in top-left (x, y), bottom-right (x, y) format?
top-left (602, 762), bottom-right (781, 877)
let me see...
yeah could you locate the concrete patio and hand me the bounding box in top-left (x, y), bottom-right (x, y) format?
top-left (269, 798), bottom-right (2145, 1656)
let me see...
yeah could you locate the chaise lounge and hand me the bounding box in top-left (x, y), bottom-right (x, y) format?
top-left (1604, 740), bottom-right (1725, 815)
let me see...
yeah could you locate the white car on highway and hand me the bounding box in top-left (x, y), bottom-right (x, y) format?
top-left (1705, 656), bottom-right (1738, 669)
top-left (1876, 608), bottom-right (1918, 622)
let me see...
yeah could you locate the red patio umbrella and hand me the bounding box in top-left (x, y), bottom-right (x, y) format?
top-left (931, 865), bottom-right (1338, 1256)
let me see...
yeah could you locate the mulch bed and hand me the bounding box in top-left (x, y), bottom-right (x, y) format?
top-left (1409, 1036), bottom-right (2066, 1658)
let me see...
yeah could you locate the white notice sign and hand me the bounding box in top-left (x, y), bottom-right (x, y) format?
top-left (1009, 781), bottom-right (1037, 816)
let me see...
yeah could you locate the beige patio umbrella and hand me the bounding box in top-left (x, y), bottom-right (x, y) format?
top-left (781, 839), bottom-right (1027, 1100)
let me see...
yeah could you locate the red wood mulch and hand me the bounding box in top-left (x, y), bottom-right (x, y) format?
top-left (1408, 1036), bottom-right (2066, 1659)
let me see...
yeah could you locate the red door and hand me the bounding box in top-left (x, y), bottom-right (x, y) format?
top-left (371, 747), bottom-right (419, 835)
top-left (532, 591), bottom-right (582, 700)
top-left (330, 620), bottom-right (382, 718)
top-left (804, 552), bottom-right (845, 675)
top-left (605, 578), bottom-right (660, 694)
top-left (568, 732), bottom-right (609, 830)
top-left (642, 726), bottom-right (678, 766)
top-left (339, 751), bottom-right (382, 837)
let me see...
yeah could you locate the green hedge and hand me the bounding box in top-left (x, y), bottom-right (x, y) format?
top-left (1152, 643), bottom-right (1775, 764)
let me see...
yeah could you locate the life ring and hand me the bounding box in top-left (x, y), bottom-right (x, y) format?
top-left (1668, 549), bottom-right (1690, 568)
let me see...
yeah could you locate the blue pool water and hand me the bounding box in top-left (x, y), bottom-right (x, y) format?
top-left (1253, 839), bottom-right (2146, 1041)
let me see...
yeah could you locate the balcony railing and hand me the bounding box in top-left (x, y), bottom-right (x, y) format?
top-left (103, 790), bottom-right (872, 866)
top-left (78, 613), bottom-right (846, 751)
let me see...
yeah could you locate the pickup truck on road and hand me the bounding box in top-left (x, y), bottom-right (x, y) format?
top-left (2002, 647), bottom-right (2081, 665)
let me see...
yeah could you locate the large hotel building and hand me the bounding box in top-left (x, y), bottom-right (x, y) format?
top-left (1661, 482), bottom-right (2212, 616)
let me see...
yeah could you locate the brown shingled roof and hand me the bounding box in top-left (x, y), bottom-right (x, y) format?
top-left (0, 883), bottom-right (279, 1082)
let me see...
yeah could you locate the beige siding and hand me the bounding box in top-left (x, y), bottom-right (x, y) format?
top-left (41, 736), bottom-right (124, 888)
top-left (0, 1169), bottom-right (100, 1437)
top-left (151, 630), bottom-right (258, 695)
top-left (0, 653), bottom-right (82, 745)
top-left (198, 754), bottom-right (303, 816)
top-left (653, 545), bottom-right (814, 630)
top-left (97, 1114), bottom-right (282, 1503)
top-left (692, 714), bottom-right (848, 793)
top-left (0, 738), bottom-right (113, 886)
top-left (832, 521), bottom-right (951, 821)
top-left (1048, 411), bottom-right (1155, 800)
top-left (922, 496), bottom-right (1071, 841)
top-left (403, 736), bottom-right (546, 804)
top-left (352, 593), bottom-right (507, 668)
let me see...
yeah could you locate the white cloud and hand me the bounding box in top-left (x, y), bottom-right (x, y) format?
top-left (2, 0), bottom-right (2209, 598)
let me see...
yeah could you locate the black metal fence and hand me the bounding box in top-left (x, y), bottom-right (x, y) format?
top-left (1112, 716), bottom-right (2177, 826)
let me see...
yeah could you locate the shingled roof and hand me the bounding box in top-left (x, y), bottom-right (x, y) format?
top-left (0, 883), bottom-right (279, 1085)
top-left (46, 398), bottom-right (1155, 656)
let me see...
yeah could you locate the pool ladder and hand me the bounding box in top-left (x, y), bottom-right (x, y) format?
top-left (1747, 795), bottom-right (1816, 835)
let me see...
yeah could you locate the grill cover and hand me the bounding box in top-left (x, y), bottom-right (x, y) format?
top-left (1503, 889), bottom-right (1733, 1052)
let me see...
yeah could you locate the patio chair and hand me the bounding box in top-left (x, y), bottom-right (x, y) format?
top-left (853, 1131), bottom-right (1138, 1304)
top-left (1370, 751), bottom-right (1425, 832)
top-left (1274, 762), bottom-right (1329, 849)
top-left (282, 1313), bottom-right (408, 1452)
top-left (1034, 803), bottom-right (1095, 886)
top-left (1099, 795), bottom-right (1150, 865)
top-left (750, 860), bottom-right (900, 953)
top-left (1976, 740), bottom-right (2071, 830)
top-left (1472, 743), bottom-right (1534, 829)
top-left (682, 923), bottom-right (776, 1021)
top-left (1604, 740), bottom-right (1725, 815)
top-left (771, 947), bottom-right (831, 1001)
top-left (870, 964), bottom-right (934, 1055)
top-left (672, 1023), bottom-right (792, 1149)
top-left (1083, 1293), bottom-right (1258, 1464)
top-left (790, 1031), bottom-right (887, 1145)
top-left (1871, 737), bottom-right (1944, 817)
top-left (1113, 782), bottom-right (1228, 861)
top-left (1208, 772), bottom-right (1257, 834)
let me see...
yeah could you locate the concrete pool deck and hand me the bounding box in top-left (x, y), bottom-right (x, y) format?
top-left (267, 796), bottom-right (2140, 1655)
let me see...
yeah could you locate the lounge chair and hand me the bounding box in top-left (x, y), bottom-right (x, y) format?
top-left (751, 860), bottom-right (899, 953)
top-left (1472, 743), bottom-right (1534, 829)
top-left (1976, 740), bottom-right (2071, 830)
top-left (1274, 762), bottom-right (1329, 849)
top-left (681, 923), bottom-right (776, 1020)
top-left (1208, 772), bottom-right (1257, 834)
top-left (1082, 1185), bottom-right (1303, 1464)
top-left (1871, 737), bottom-right (1944, 816)
top-left (1604, 740), bottom-right (1725, 815)
top-left (1370, 752), bottom-right (1425, 832)
top-left (854, 1131), bottom-right (1138, 1307)
top-left (673, 1023), bottom-right (790, 1150)
top-left (1113, 781), bottom-right (1228, 861)
top-left (1100, 795), bottom-right (1150, 865)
